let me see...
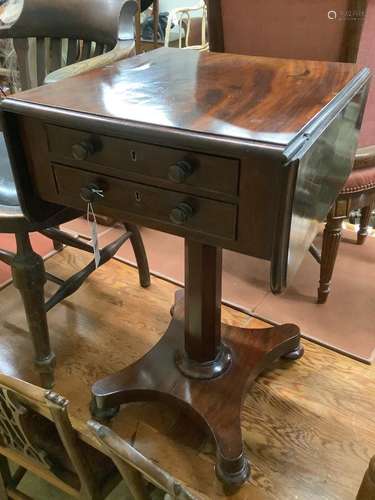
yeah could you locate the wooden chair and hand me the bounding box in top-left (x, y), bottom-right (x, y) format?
top-left (87, 419), bottom-right (196, 499)
top-left (164, 1), bottom-right (208, 51)
top-left (0, 0), bottom-right (151, 390)
top-left (357, 456), bottom-right (375, 499)
top-left (0, 373), bottom-right (122, 499)
top-left (206, 0), bottom-right (375, 303)
top-left (134, 0), bottom-right (159, 54)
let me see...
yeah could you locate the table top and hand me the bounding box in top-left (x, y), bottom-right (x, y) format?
top-left (7, 47), bottom-right (365, 148)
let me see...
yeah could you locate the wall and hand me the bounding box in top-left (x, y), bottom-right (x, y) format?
top-left (159, 0), bottom-right (202, 17)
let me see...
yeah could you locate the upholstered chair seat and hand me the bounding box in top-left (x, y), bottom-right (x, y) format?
top-left (342, 162), bottom-right (375, 193)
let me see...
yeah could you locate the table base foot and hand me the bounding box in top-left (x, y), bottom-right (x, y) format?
top-left (91, 291), bottom-right (302, 487)
top-left (216, 450), bottom-right (251, 488)
top-left (282, 344), bottom-right (305, 360)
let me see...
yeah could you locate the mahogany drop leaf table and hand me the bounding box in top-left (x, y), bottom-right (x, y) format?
top-left (1, 48), bottom-right (370, 487)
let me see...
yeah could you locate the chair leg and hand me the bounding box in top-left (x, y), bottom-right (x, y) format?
top-left (357, 456), bottom-right (375, 500)
top-left (52, 225), bottom-right (64, 251)
top-left (11, 232), bottom-right (56, 389)
top-left (0, 456), bottom-right (11, 500)
top-left (357, 205), bottom-right (373, 245)
top-left (317, 214), bottom-right (344, 304)
top-left (124, 224), bottom-right (151, 288)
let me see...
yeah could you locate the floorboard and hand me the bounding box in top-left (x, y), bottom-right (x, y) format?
top-left (0, 247), bottom-right (373, 499)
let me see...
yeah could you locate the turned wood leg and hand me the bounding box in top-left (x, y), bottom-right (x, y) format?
top-left (357, 456), bottom-right (375, 500)
top-left (11, 232), bottom-right (55, 389)
top-left (357, 205), bottom-right (373, 245)
top-left (317, 214), bottom-right (344, 304)
top-left (123, 224), bottom-right (151, 288)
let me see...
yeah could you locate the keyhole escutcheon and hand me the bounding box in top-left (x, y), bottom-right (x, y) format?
top-left (135, 191), bottom-right (142, 202)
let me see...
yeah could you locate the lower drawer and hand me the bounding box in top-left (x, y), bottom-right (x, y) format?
top-left (52, 164), bottom-right (238, 240)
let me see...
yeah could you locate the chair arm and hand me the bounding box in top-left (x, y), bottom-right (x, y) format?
top-left (44, 41), bottom-right (135, 85)
top-left (0, 373), bottom-right (46, 405)
top-left (88, 420), bottom-right (196, 499)
top-left (354, 145), bottom-right (375, 169)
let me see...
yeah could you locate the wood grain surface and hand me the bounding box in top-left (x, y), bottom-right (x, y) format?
top-left (0, 247), bottom-right (373, 499)
top-left (7, 48), bottom-right (362, 146)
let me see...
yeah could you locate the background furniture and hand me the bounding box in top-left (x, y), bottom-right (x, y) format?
top-left (357, 456), bottom-right (375, 499)
top-left (0, 250), bottom-right (371, 499)
top-left (207, 0), bottom-right (375, 303)
top-left (164, 1), bottom-right (208, 50)
top-left (88, 419), bottom-right (194, 499)
top-left (135, 0), bottom-right (159, 53)
top-left (135, 0), bottom-right (207, 53)
top-left (3, 43), bottom-right (369, 486)
top-left (0, 0), bottom-right (150, 389)
top-left (0, 373), bottom-right (121, 499)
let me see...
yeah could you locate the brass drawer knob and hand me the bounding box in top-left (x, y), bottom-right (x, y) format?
top-left (80, 184), bottom-right (104, 203)
top-left (72, 140), bottom-right (96, 161)
top-left (168, 161), bottom-right (193, 183)
top-left (170, 202), bottom-right (194, 224)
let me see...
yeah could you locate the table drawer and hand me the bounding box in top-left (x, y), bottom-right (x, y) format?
top-left (46, 125), bottom-right (239, 197)
top-left (52, 164), bottom-right (238, 240)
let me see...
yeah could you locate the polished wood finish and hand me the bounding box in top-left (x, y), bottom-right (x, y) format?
top-left (0, 249), bottom-right (374, 499)
top-left (184, 242), bottom-right (222, 363)
top-left (1, 0), bottom-right (140, 91)
top-left (2, 49), bottom-right (370, 288)
top-left (317, 187), bottom-right (375, 302)
top-left (0, 0), bottom-right (136, 48)
top-left (317, 210), bottom-right (346, 304)
top-left (11, 232), bottom-right (55, 389)
top-left (0, 372), bottom-right (121, 499)
top-left (92, 288), bottom-right (300, 486)
top-left (358, 203), bottom-right (374, 244)
top-left (0, 0), bottom-right (150, 388)
top-left (2, 46), bottom-right (370, 486)
top-left (206, 0), bottom-right (374, 303)
top-left (46, 123), bottom-right (240, 196)
top-left (7, 49), bottom-right (364, 145)
top-left (52, 164), bottom-right (237, 241)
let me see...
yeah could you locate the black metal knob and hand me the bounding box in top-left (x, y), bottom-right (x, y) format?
top-left (80, 184), bottom-right (104, 203)
top-left (72, 140), bottom-right (96, 161)
top-left (169, 202), bottom-right (194, 224)
top-left (168, 161), bottom-right (193, 183)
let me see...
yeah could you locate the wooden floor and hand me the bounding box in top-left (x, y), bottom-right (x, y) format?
top-left (0, 247), bottom-right (373, 499)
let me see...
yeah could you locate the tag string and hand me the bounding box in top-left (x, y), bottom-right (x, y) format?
top-left (87, 202), bottom-right (101, 269)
